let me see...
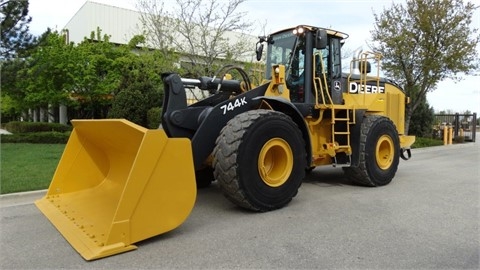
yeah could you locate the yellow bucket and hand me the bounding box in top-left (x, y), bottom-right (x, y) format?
top-left (36, 119), bottom-right (196, 260)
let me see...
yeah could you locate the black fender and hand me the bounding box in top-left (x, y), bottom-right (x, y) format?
top-left (349, 110), bottom-right (366, 167)
top-left (252, 96), bottom-right (313, 168)
top-left (189, 86), bottom-right (270, 169)
top-left (162, 73), bottom-right (268, 169)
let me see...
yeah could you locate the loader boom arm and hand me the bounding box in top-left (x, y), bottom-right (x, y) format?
top-left (162, 73), bottom-right (269, 169)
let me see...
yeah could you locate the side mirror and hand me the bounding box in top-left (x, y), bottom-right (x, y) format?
top-left (315, 29), bottom-right (328, 49)
top-left (256, 42), bottom-right (264, 61)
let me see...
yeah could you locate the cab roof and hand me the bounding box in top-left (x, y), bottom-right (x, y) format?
top-left (270, 25), bottom-right (349, 40)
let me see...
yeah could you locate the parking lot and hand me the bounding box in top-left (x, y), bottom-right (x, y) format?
top-left (1, 142), bottom-right (479, 269)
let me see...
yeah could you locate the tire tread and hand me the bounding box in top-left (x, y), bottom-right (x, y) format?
top-left (344, 115), bottom-right (399, 187)
top-left (213, 110), bottom-right (304, 211)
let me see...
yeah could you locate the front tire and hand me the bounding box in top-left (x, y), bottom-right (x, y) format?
top-left (344, 115), bottom-right (400, 186)
top-left (213, 110), bottom-right (306, 211)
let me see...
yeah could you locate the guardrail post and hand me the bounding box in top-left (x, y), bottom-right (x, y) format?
top-left (448, 126), bottom-right (453, 145)
top-left (473, 113), bottom-right (477, 143)
top-left (443, 126), bottom-right (448, 145)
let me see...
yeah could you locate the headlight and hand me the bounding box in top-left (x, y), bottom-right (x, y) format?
top-left (293, 27), bottom-right (304, 36)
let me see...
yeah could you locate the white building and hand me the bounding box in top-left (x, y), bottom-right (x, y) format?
top-left (64, 1), bottom-right (143, 45)
top-left (62, 0), bottom-right (257, 104)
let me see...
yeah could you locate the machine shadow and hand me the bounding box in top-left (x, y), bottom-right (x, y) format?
top-left (136, 167), bottom-right (358, 250)
top-left (303, 166), bottom-right (356, 187)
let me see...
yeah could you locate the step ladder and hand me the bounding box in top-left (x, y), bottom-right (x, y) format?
top-left (330, 107), bottom-right (355, 166)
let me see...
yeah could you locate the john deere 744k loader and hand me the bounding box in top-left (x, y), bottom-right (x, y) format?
top-left (36, 25), bottom-right (415, 260)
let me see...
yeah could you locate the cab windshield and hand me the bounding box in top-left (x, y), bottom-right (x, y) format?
top-left (265, 30), bottom-right (300, 80)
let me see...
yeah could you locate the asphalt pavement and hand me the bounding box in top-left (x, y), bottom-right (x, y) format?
top-left (1, 142), bottom-right (479, 269)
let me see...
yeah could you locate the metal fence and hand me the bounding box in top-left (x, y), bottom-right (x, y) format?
top-left (433, 113), bottom-right (477, 142)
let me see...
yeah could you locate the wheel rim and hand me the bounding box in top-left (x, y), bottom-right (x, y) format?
top-left (376, 135), bottom-right (394, 170)
top-left (258, 138), bottom-right (293, 187)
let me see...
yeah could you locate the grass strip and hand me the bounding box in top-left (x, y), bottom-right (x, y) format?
top-left (1, 143), bottom-right (65, 194)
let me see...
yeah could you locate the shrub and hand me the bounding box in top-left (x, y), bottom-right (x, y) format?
top-left (108, 90), bottom-right (147, 126)
top-left (411, 137), bottom-right (444, 148)
top-left (0, 132), bottom-right (70, 144)
top-left (409, 100), bottom-right (435, 137)
top-left (147, 107), bottom-right (162, 129)
top-left (4, 121), bottom-right (72, 133)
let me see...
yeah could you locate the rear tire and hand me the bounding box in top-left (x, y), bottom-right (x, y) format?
top-left (344, 115), bottom-right (400, 186)
top-left (213, 110), bottom-right (306, 211)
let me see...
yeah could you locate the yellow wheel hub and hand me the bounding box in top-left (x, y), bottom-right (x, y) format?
top-left (376, 135), bottom-right (394, 170)
top-left (258, 138), bottom-right (293, 187)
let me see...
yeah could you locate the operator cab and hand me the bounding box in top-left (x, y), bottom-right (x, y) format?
top-left (259, 26), bottom-right (348, 105)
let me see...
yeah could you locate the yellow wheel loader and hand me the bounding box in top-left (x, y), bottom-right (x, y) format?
top-left (36, 25), bottom-right (415, 260)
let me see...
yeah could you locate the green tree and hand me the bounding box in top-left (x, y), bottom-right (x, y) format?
top-left (0, 0), bottom-right (35, 58)
top-left (0, 29), bottom-right (53, 122)
top-left (108, 38), bottom-right (178, 126)
top-left (408, 98), bottom-right (435, 137)
top-left (21, 29), bottom-right (124, 120)
top-left (66, 29), bottom-right (126, 118)
top-left (25, 31), bottom-right (73, 111)
top-left (370, 0), bottom-right (479, 134)
top-left (28, 29), bottom-right (138, 119)
top-left (5, 28), bottom-right (177, 124)
top-left (0, 57), bottom-right (30, 121)
top-left (0, 94), bottom-right (19, 122)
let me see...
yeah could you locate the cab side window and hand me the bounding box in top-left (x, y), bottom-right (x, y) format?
top-left (331, 38), bottom-right (342, 79)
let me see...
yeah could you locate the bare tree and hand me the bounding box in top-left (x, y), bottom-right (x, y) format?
top-left (136, 0), bottom-right (171, 53)
top-left (137, 0), bottom-right (254, 77)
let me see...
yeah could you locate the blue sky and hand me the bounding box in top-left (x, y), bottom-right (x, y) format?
top-left (28, 0), bottom-right (480, 113)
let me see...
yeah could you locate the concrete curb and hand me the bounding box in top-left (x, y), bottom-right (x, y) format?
top-left (0, 128), bottom-right (12, 135)
top-left (0, 189), bottom-right (47, 208)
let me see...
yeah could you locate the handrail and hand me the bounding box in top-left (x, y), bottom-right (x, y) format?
top-left (347, 51), bottom-right (383, 104)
